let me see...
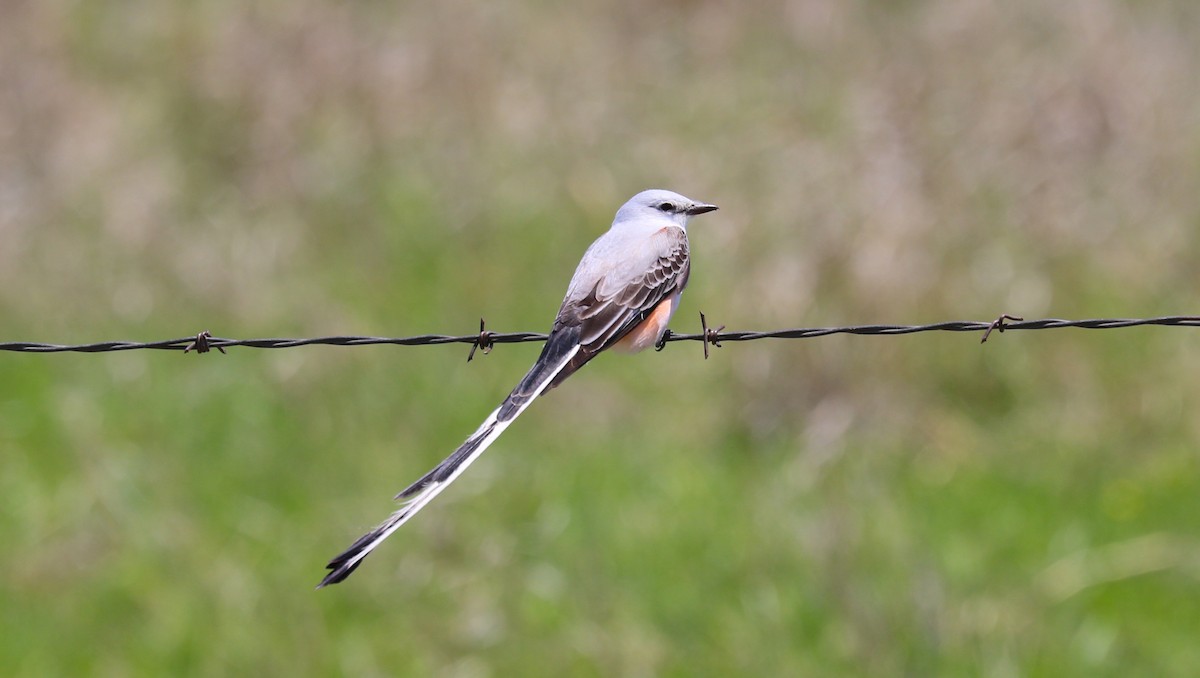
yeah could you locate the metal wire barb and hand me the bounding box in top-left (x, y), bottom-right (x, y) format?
top-left (2, 314), bottom-right (1198, 357)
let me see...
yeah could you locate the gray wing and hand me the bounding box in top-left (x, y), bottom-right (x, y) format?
top-left (546, 226), bottom-right (690, 388)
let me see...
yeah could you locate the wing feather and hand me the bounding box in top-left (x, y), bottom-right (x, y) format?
top-left (565, 227), bottom-right (690, 354)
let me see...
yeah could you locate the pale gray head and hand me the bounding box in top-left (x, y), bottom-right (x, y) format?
top-left (614, 189), bottom-right (718, 229)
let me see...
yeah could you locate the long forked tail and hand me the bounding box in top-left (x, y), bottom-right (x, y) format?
top-left (318, 329), bottom-right (583, 588)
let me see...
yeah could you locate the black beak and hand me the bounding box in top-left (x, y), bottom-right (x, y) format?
top-left (685, 202), bottom-right (719, 216)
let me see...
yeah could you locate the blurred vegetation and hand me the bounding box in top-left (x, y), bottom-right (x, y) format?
top-left (3, 0), bottom-right (1200, 675)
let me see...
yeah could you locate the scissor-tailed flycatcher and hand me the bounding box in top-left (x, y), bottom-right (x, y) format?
top-left (319, 189), bottom-right (718, 587)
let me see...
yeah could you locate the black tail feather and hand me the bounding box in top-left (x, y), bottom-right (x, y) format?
top-left (497, 325), bottom-right (581, 421)
top-left (394, 418), bottom-right (498, 499)
top-left (317, 325), bottom-right (585, 589)
top-left (319, 525), bottom-right (386, 587)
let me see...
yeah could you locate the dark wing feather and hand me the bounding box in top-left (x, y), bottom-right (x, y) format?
top-left (547, 227), bottom-right (690, 388)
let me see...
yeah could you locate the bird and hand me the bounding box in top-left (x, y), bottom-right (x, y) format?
top-left (319, 189), bottom-right (718, 587)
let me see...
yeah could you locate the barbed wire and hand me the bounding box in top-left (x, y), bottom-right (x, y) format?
top-left (2, 314), bottom-right (1198, 360)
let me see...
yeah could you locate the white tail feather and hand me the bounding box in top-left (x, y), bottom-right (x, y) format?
top-left (318, 343), bottom-right (580, 587)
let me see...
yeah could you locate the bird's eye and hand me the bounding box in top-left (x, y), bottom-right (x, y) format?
top-left (658, 202), bottom-right (675, 212)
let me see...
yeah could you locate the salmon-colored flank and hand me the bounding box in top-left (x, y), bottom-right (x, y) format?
top-left (612, 293), bottom-right (679, 353)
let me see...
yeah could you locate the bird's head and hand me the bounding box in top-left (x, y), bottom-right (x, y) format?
top-left (615, 189), bottom-right (718, 228)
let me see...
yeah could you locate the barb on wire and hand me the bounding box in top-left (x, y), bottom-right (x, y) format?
top-left (2, 315), bottom-right (1199, 355)
top-left (980, 314), bottom-right (1024, 344)
top-left (467, 318), bottom-right (494, 363)
top-left (699, 311), bottom-right (725, 360)
top-left (183, 330), bottom-right (226, 355)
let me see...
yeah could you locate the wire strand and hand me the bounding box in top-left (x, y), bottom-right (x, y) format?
top-left (3, 315), bottom-right (1198, 355)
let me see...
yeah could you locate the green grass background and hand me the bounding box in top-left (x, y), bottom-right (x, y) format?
top-left (3, 1), bottom-right (1200, 675)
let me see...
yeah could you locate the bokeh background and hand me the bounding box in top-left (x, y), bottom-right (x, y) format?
top-left (3, 0), bottom-right (1200, 675)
